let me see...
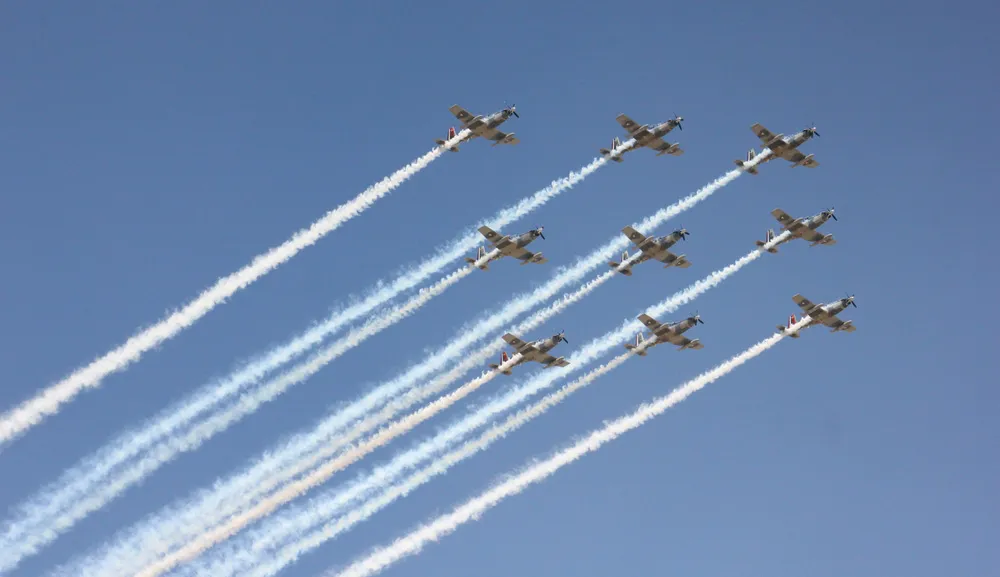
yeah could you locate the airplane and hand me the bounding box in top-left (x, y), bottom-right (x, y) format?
top-left (465, 225), bottom-right (547, 270)
top-left (608, 225), bottom-right (691, 275)
top-left (625, 313), bottom-right (705, 355)
top-left (735, 123), bottom-right (821, 174)
top-left (777, 293), bottom-right (858, 338)
top-left (599, 113), bottom-right (684, 162)
top-left (435, 103), bottom-right (520, 151)
top-left (488, 331), bottom-right (571, 375)
top-left (756, 207), bottom-right (838, 253)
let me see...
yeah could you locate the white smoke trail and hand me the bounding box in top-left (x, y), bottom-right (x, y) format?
top-left (200, 352), bottom-right (635, 577)
top-left (326, 323), bottom-right (807, 577)
top-left (68, 269), bottom-right (618, 577)
top-left (0, 267), bottom-right (470, 575)
top-left (0, 130), bottom-right (471, 447)
top-left (129, 350), bottom-right (527, 577)
top-left (54, 154), bottom-right (760, 577)
top-left (3, 149), bottom-right (622, 568)
top-left (197, 245), bottom-right (779, 576)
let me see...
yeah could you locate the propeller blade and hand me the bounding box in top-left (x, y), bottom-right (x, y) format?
top-left (539, 232), bottom-right (545, 239)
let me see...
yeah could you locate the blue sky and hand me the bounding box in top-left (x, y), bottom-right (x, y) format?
top-left (1, 1), bottom-right (997, 576)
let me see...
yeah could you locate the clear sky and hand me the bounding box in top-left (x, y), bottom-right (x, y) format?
top-left (1, 1), bottom-right (997, 576)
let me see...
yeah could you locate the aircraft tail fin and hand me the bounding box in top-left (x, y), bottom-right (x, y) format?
top-left (624, 333), bottom-right (648, 355)
top-left (435, 127), bottom-right (460, 151)
top-left (608, 251), bottom-right (633, 275)
top-left (465, 246), bottom-right (489, 270)
top-left (755, 229), bottom-right (779, 253)
top-left (777, 314), bottom-right (801, 338)
top-left (734, 147), bottom-right (759, 174)
top-left (600, 137), bottom-right (625, 162)
top-left (488, 351), bottom-right (514, 375)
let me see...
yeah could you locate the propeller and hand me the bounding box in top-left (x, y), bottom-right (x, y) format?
top-left (534, 225), bottom-right (545, 240)
top-left (556, 329), bottom-right (568, 343)
top-left (675, 227), bottom-right (690, 240)
top-left (825, 207), bottom-right (838, 221)
top-left (843, 293), bottom-right (857, 308)
top-left (806, 124), bottom-right (820, 137)
top-left (504, 101), bottom-right (520, 118)
top-left (673, 114), bottom-right (684, 130)
top-left (690, 311), bottom-right (704, 324)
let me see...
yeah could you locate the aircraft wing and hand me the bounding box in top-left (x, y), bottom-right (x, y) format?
top-left (449, 105), bottom-right (484, 130)
top-left (649, 137), bottom-right (684, 156)
top-left (477, 225), bottom-right (510, 249)
top-left (821, 316), bottom-right (856, 332)
top-left (662, 333), bottom-right (703, 349)
top-left (799, 228), bottom-right (833, 244)
top-left (656, 251), bottom-right (691, 268)
top-left (792, 294), bottom-right (822, 316)
top-left (751, 123), bottom-right (777, 143)
top-left (638, 313), bottom-right (663, 331)
top-left (502, 333), bottom-right (534, 355)
top-left (617, 114), bottom-right (651, 139)
top-left (780, 148), bottom-right (820, 167)
top-left (622, 225), bottom-right (649, 246)
top-left (770, 208), bottom-right (799, 229)
top-left (513, 248), bottom-right (547, 264)
top-left (535, 351), bottom-right (570, 367)
top-left (486, 128), bottom-right (519, 145)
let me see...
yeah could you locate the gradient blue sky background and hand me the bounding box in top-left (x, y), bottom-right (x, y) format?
top-left (1, 2), bottom-right (997, 576)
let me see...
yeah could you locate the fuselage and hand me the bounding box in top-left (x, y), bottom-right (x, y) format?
top-left (802, 298), bottom-right (852, 328)
top-left (652, 317), bottom-right (697, 340)
top-left (757, 129), bottom-right (815, 165)
top-left (511, 335), bottom-right (564, 366)
top-left (787, 211), bottom-right (833, 237)
top-left (470, 110), bottom-right (514, 136)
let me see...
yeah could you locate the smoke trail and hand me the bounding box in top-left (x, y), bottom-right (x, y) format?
top-left (201, 352), bottom-right (635, 577)
top-left (326, 323), bottom-right (807, 577)
top-left (3, 149), bottom-right (622, 567)
top-left (56, 155), bottom-right (762, 577)
top-left (0, 267), bottom-right (470, 574)
top-left (61, 269), bottom-right (618, 577)
top-left (197, 245), bottom-right (779, 576)
top-left (0, 130), bottom-right (471, 446)
top-left (128, 351), bottom-right (526, 577)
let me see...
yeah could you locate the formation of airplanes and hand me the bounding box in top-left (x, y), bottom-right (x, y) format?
top-left (432, 104), bottom-right (854, 373)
